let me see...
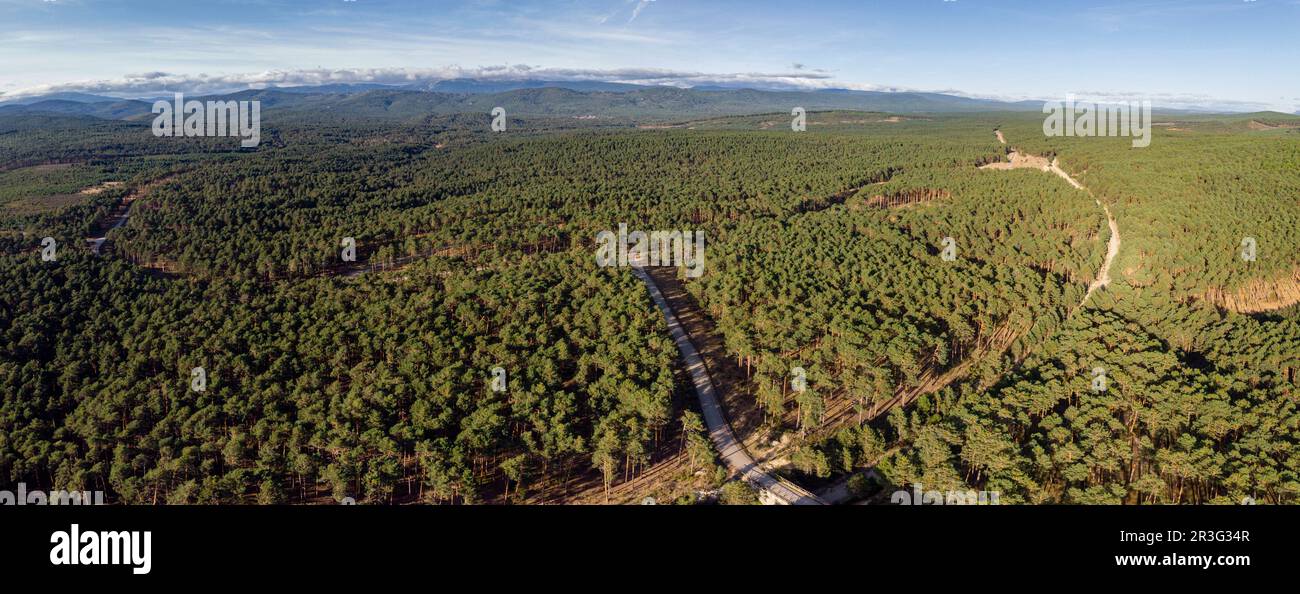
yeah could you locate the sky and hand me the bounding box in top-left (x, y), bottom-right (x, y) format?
top-left (1, 0), bottom-right (1297, 111)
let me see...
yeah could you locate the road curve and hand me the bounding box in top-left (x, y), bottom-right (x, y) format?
top-left (992, 130), bottom-right (1120, 306)
top-left (1049, 157), bottom-right (1121, 305)
top-left (632, 265), bottom-right (826, 505)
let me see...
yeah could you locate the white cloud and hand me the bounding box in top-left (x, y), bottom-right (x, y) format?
top-left (1, 65), bottom-right (1289, 113)
top-left (0, 65), bottom-right (860, 99)
top-left (629, 0), bottom-right (656, 22)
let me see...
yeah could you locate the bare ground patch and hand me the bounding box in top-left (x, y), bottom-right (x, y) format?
top-left (978, 150), bottom-right (1051, 171)
top-left (79, 181), bottom-right (125, 196)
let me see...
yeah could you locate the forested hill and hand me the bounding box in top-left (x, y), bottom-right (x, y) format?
top-left (0, 85), bottom-right (1044, 123)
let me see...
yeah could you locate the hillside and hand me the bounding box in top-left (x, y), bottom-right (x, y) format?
top-left (0, 84), bottom-right (1045, 124)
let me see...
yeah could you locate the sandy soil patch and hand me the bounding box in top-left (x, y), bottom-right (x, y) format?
top-left (79, 181), bottom-right (125, 196)
top-left (979, 150), bottom-right (1050, 171)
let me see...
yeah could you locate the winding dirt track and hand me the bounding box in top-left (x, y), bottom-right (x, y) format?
top-left (992, 130), bottom-right (1120, 307)
top-left (1062, 160), bottom-right (1121, 306)
top-left (775, 133), bottom-right (1115, 450)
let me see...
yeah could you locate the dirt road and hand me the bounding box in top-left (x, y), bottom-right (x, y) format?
top-left (991, 130), bottom-right (1120, 306)
top-left (633, 262), bottom-right (825, 505)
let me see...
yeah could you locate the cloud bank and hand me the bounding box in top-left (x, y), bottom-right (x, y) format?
top-left (0, 65), bottom-right (889, 100)
top-left (0, 66), bottom-right (1287, 113)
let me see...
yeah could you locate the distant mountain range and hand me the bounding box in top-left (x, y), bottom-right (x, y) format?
top-left (0, 98), bottom-right (157, 120)
top-left (0, 91), bottom-right (130, 105)
top-left (0, 79), bottom-right (1269, 122)
top-left (403, 79), bottom-right (649, 94)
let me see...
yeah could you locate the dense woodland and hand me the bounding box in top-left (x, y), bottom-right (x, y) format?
top-left (1, 108), bottom-right (1297, 504)
top-left (1, 249), bottom-right (679, 503)
top-left (692, 135), bottom-right (1105, 432)
top-left (796, 115), bottom-right (1300, 504)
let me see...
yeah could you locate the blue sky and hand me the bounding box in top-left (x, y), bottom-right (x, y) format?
top-left (2, 0), bottom-right (1297, 111)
